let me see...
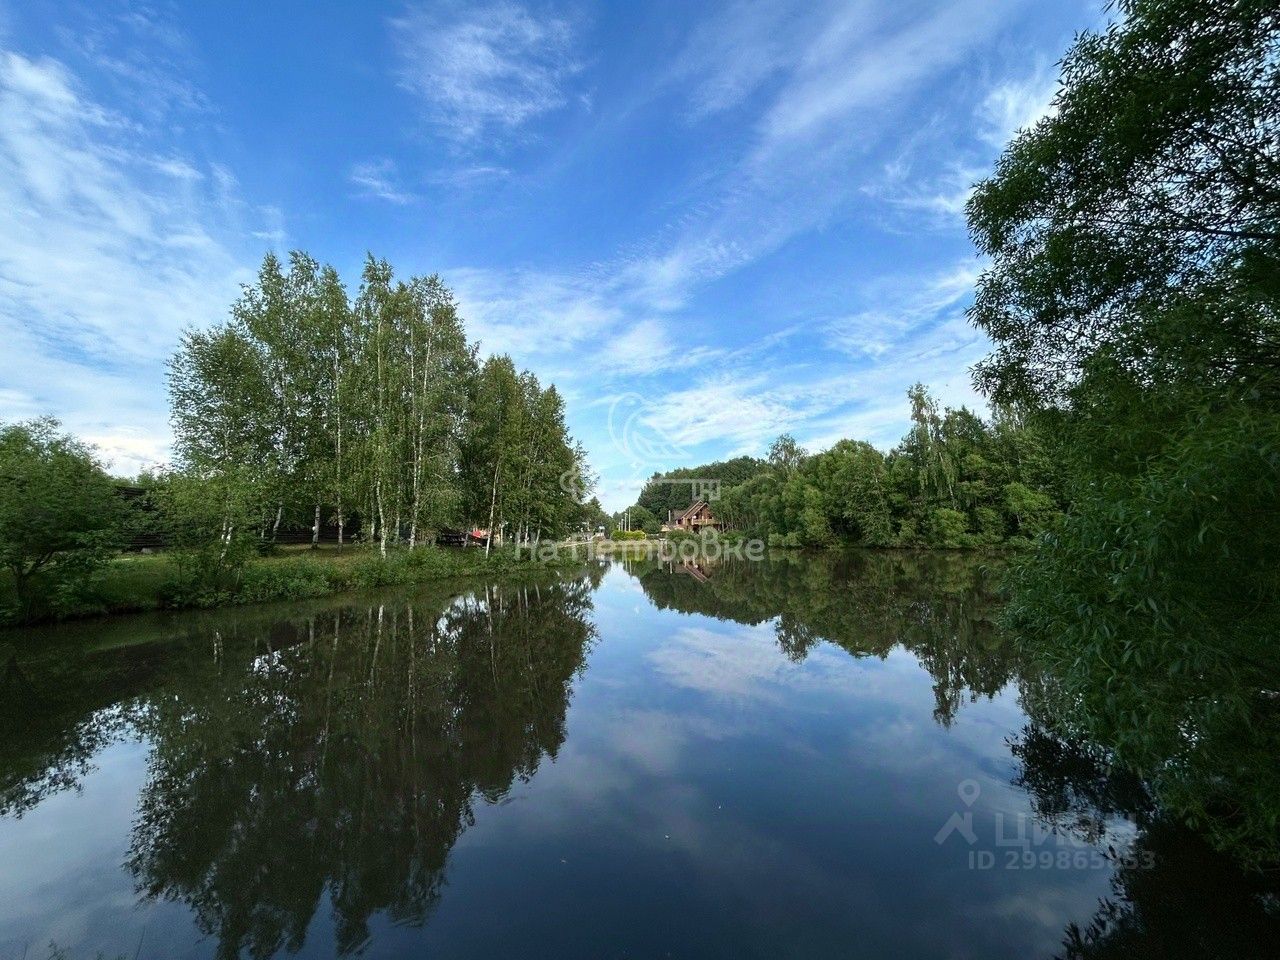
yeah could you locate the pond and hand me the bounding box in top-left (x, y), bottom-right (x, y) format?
top-left (1, 552), bottom-right (1275, 959)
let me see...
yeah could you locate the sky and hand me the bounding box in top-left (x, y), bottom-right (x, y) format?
top-left (0, 0), bottom-right (1104, 510)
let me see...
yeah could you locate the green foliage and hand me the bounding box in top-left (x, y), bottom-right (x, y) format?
top-left (927, 508), bottom-right (969, 549)
top-left (633, 455), bottom-right (767, 519)
top-left (1002, 482), bottom-right (1056, 540)
top-left (164, 250), bottom-right (589, 566)
top-left (634, 385), bottom-right (1062, 550)
top-left (1005, 400), bottom-right (1280, 865)
top-left (0, 419), bottom-right (125, 622)
top-left (151, 469), bottom-right (261, 603)
top-left (611, 504), bottom-right (659, 535)
top-left (54, 546), bottom-right (577, 617)
top-left (968, 0), bottom-right (1280, 865)
top-left (236, 556), bottom-right (335, 602)
top-left (610, 529), bottom-right (647, 541)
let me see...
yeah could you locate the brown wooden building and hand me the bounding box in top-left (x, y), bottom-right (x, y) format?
top-left (667, 500), bottom-right (722, 533)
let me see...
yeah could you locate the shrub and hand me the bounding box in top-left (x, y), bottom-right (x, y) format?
top-left (239, 558), bottom-right (334, 602)
top-left (927, 508), bottom-right (970, 549)
top-left (973, 506), bottom-right (1006, 545)
top-left (0, 419), bottom-right (125, 623)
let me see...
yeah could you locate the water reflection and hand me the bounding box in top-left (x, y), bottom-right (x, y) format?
top-left (620, 552), bottom-right (1280, 959)
top-left (1, 555), bottom-right (1275, 959)
top-left (3, 572), bottom-right (600, 959)
top-left (625, 550), bottom-right (1012, 726)
top-left (1007, 724), bottom-right (1280, 959)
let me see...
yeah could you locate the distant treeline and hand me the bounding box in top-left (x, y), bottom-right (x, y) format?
top-left (622, 384), bottom-right (1062, 548)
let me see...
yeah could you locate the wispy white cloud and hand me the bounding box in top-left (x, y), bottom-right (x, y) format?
top-left (448, 266), bottom-right (620, 360)
top-left (668, 0), bottom-right (801, 119)
top-left (874, 161), bottom-right (986, 225)
top-left (427, 163), bottom-right (512, 187)
top-left (55, 4), bottom-right (212, 122)
top-left (0, 48), bottom-right (262, 475)
top-left (590, 0), bottom-right (1031, 325)
top-left (753, 2), bottom-right (998, 152)
top-left (390, 0), bottom-right (582, 142)
top-left (859, 56), bottom-right (1061, 231)
top-left (349, 158), bottom-right (418, 204)
top-left (824, 258), bottom-right (983, 359)
top-left (977, 61), bottom-right (1059, 147)
top-left (587, 256), bottom-right (988, 477)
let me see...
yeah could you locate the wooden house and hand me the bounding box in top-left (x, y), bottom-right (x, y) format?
top-left (668, 499), bottom-right (722, 533)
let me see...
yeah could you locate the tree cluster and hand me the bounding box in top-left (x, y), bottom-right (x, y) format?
top-left (0, 418), bottom-right (124, 620)
top-left (967, 0), bottom-right (1280, 865)
top-left (620, 384), bottom-right (1062, 547)
top-left (166, 251), bottom-right (590, 568)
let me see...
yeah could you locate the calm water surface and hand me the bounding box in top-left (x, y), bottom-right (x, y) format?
top-left (1, 552), bottom-right (1274, 959)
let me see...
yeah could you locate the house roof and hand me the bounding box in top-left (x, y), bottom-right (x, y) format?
top-left (676, 499), bottom-right (711, 521)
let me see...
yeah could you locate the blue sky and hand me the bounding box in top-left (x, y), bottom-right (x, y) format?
top-left (0, 0), bottom-right (1102, 510)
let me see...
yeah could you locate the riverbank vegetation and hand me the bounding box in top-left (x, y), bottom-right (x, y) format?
top-left (0, 540), bottom-right (585, 624)
top-left (0, 254), bottom-right (596, 625)
top-left (969, 0), bottom-right (1279, 867)
top-left (166, 252), bottom-right (588, 558)
top-left (622, 385), bottom-right (1064, 548)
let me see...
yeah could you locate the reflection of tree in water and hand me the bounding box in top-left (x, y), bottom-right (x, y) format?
top-left (1010, 723), bottom-right (1153, 846)
top-left (627, 550), bottom-right (1013, 726)
top-left (0, 627), bottom-right (188, 818)
top-left (122, 576), bottom-right (598, 959)
top-left (0, 574), bottom-right (600, 960)
top-left (1008, 721), bottom-right (1280, 960)
top-left (629, 551), bottom-right (1280, 958)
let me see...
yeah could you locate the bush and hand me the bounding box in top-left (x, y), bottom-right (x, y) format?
top-left (927, 508), bottom-right (970, 549)
top-left (610, 529), bottom-right (647, 541)
top-left (239, 557), bottom-right (334, 602)
top-left (0, 418), bottom-right (125, 623)
top-left (1007, 401), bottom-right (1280, 866)
top-left (973, 506), bottom-right (1006, 545)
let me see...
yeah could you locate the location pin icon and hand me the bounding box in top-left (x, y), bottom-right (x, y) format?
top-left (958, 779), bottom-right (980, 807)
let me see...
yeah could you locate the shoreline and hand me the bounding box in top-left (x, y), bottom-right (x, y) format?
top-left (0, 545), bottom-right (592, 632)
top-left (3, 538), bottom-right (1025, 631)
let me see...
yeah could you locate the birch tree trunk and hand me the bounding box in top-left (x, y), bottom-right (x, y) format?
top-left (485, 456), bottom-right (499, 557)
top-left (373, 478), bottom-right (384, 555)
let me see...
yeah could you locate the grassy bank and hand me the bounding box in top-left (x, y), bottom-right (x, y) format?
top-left (1, 544), bottom-right (589, 627)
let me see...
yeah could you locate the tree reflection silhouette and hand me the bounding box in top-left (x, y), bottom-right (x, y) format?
top-left (627, 550), bottom-right (1012, 727)
top-left (1008, 723), bottom-right (1280, 960)
top-left (626, 551), bottom-right (1280, 958)
top-left (119, 575), bottom-right (598, 959)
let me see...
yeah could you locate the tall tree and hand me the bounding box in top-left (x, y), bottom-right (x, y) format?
top-left (967, 0), bottom-right (1280, 865)
top-left (168, 324), bottom-right (273, 558)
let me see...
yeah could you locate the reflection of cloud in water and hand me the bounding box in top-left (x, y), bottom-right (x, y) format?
top-left (647, 622), bottom-right (807, 702)
top-left (648, 621), bottom-right (940, 707)
top-left (604, 708), bottom-right (729, 775)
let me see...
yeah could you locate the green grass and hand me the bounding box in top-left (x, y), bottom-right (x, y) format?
top-left (0, 544), bottom-right (587, 627)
